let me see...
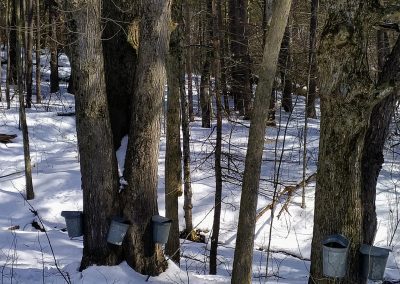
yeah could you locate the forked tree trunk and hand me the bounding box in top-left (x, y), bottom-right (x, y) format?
top-left (63, 0), bottom-right (122, 270)
top-left (16, 0), bottom-right (34, 200)
top-left (309, 3), bottom-right (399, 282)
top-left (165, 0), bottom-right (183, 264)
top-left (231, 0), bottom-right (292, 282)
top-left (101, 0), bottom-right (137, 149)
top-left (122, 0), bottom-right (171, 276)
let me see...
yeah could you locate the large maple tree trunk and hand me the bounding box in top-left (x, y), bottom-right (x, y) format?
top-left (122, 0), bottom-right (171, 276)
top-left (309, 2), bottom-right (400, 282)
top-left (64, 0), bottom-right (122, 270)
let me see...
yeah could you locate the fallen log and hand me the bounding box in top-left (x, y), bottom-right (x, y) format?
top-left (0, 134), bottom-right (17, 144)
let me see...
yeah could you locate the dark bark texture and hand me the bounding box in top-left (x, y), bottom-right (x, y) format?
top-left (101, 0), bottom-right (137, 149)
top-left (122, 0), bottom-right (171, 276)
top-left (63, 0), bottom-right (122, 270)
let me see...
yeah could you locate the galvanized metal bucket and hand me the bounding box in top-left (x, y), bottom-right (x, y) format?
top-left (151, 215), bottom-right (172, 244)
top-left (360, 244), bottom-right (390, 280)
top-left (107, 217), bottom-right (130, 246)
top-left (322, 234), bottom-right (349, 278)
top-left (61, 211), bottom-right (83, 238)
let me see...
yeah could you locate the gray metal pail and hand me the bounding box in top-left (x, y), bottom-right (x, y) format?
top-left (322, 234), bottom-right (349, 278)
top-left (107, 218), bottom-right (129, 245)
top-left (360, 244), bottom-right (390, 280)
top-left (152, 215), bottom-right (172, 244)
top-left (61, 211), bottom-right (83, 238)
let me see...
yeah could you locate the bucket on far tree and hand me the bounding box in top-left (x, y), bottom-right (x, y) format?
top-left (322, 234), bottom-right (350, 278)
top-left (360, 244), bottom-right (390, 281)
top-left (61, 211), bottom-right (83, 238)
top-left (151, 215), bottom-right (172, 244)
top-left (107, 217), bottom-right (130, 246)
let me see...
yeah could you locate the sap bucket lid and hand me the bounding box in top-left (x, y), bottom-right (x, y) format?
top-left (322, 234), bottom-right (349, 247)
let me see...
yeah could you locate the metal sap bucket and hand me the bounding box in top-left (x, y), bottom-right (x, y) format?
top-left (322, 234), bottom-right (350, 278)
top-left (61, 211), bottom-right (83, 238)
top-left (360, 244), bottom-right (390, 280)
top-left (107, 217), bottom-right (130, 246)
top-left (151, 215), bottom-right (172, 244)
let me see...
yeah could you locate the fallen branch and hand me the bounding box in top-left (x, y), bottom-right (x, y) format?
top-left (256, 173), bottom-right (316, 222)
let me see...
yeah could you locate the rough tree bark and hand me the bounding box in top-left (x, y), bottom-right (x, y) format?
top-left (309, 2), bottom-right (400, 282)
top-left (62, 0), bottom-right (122, 270)
top-left (229, 0), bottom-right (252, 118)
top-left (122, 0), bottom-right (171, 276)
top-left (280, 22), bottom-right (293, 113)
top-left (165, 0), bottom-right (183, 264)
top-left (231, 0), bottom-right (292, 283)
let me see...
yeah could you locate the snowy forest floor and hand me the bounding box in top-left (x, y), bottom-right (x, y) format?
top-left (0, 52), bottom-right (400, 283)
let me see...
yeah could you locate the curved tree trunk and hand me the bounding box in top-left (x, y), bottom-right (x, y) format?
top-left (122, 0), bottom-right (171, 276)
top-left (231, 0), bottom-right (292, 282)
top-left (63, 0), bottom-right (122, 270)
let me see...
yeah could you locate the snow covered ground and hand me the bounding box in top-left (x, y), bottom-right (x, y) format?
top-left (0, 53), bottom-right (399, 283)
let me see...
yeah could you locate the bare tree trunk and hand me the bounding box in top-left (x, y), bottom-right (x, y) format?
top-left (209, 0), bottom-right (223, 274)
top-left (17, 0), bottom-right (34, 200)
top-left (306, 0), bottom-right (318, 119)
top-left (231, 1), bottom-right (292, 282)
top-left (5, 0), bottom-right (11, 109)
top-left (49, 0), bottom-right (58, 93)
top-left (63, 0), bottom-right (122, 270)
top-left (200, 2), bottom-right (211, 129)
top-left (280, 22), bottom-right (293, 113)
top-left (25, 0), bottom-right (33, 108)
top-left (182, 1), bottom-right (194, 234)
top-left (165, 0), bottom-right (183, 264)
top-left (35, 0), bottom-right (41, 103)
top-left (184, 1), bottom-right (194, 121)
top-left (10, 0), bottom-right (17, 84)
top-left (122, 0), bottom-right (171, 275)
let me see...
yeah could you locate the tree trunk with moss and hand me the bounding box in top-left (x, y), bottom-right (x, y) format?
top-left (309, 2), bottom-right (400, 282)
top-left (122, 0), bottom-right (171, 276)
top-left (63, 0), bottom-right (122, 270)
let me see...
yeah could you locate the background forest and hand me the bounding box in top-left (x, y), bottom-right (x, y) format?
top-left (0, 0), bottom-right (399, 283)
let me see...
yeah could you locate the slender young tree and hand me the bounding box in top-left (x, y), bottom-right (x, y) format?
top-left (122, 0), bottom-right (171, 275)
top-left (62, 0), bottom-right (122, 270)
top-left (184, 1), bottom-right (194, 121)
top-left (17, 0), bottom-right (34, 200)
top-left (209, 0), bottom-right (223, 274)
top-left (5, 0), bottom-right (11, 109)
top-left (231, 0), bottom-right (292, 282)
top-left (306, 0), bottom-right (318, 118)
top-left (49, 0), bottom-right (58, 93)
top-left (35, 0), bottom-right (41, 103)
top-left (25, 0), bottom-right (33, 108)
top-left (165, 0), bottom-right (183, 264)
